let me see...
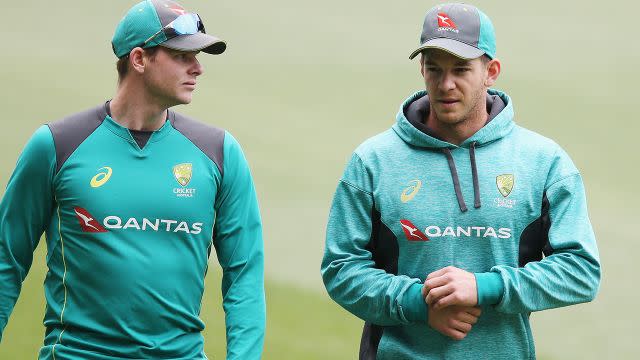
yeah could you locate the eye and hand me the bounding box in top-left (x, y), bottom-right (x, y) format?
top-left (173, 52), bottom-right (190, 61)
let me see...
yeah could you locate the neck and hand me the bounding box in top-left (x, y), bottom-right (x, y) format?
top-left (109, 82), bottom-right (169, 131)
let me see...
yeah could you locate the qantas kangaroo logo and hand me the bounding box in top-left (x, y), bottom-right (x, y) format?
top-left (437, 13), bottom-right (457, 29)
top-left (74, 207), bottom-right (108, 233)
top-left (400, 220), bottom-right (429, 241)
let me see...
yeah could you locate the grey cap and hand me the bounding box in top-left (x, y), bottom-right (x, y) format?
top-left (409, 3), bottom-right (496, 60)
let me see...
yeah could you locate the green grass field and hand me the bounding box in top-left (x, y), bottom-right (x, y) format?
top-left (1, 0), bottom-right (639, 358)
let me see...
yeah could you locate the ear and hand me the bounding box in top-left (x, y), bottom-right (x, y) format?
top-left (484, 58), bottom-right (501, 87)
top-left (129, 47), bottom-right (146, 74)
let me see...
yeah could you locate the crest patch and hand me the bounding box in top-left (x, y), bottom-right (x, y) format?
top-left (173, 163), bottom-right (193, 187)
top-left (496, 174), bottom-right (514, 197)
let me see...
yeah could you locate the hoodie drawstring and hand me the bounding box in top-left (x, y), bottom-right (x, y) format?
top-left (470, 142), bottom-right (481, 209)
top-left (442, 148), bottom-right (468, 212)
top-left (442, 142), bottom-right (481, 213)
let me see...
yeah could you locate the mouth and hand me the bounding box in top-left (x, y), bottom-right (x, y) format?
top-left (183, 82), bottom-right (197, 90)
top-left (437, 99), bottom-right (460, 109)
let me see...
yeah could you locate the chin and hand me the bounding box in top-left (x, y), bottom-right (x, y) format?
top-left (175, 95), bottom-right (193, 105)
top-left (434, 112), bottom-right (462, 124)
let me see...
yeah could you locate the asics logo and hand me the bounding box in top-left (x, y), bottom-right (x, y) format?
top-left (400, 180), bottom-right (422, 203)
top-left (90, 167), bottom-right (112, 188)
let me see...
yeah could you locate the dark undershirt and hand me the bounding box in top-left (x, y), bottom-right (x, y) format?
top-left (105, 101), bottom-right (154, 149)
top-left (128, 129), bottom-right (153, 149)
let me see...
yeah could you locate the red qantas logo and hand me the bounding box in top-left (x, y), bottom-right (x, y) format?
top-left (437, 13), bottom-right (457, 29)
top-left (400, 220), bottom-right (429, 241)
top-left (74, 207), bottom-right (108, 233)
top-left (168, 4), bottom-right (186, 15)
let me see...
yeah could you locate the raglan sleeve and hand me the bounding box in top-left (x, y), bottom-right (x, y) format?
top-left (474, 147), bottom-right (601, 313)
top-left (321, 153), bottom-right (427, 326)
top-left (0, 125), bottom-right (56, 341)
top-left (211, 132), bottom-right (265, 360)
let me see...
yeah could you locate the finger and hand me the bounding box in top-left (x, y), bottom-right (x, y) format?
top-left (445, 328), bottom-right (468, 341)
top-left (456, 311), bottom-right (478, 325)
top-left (450, 319), bottom-right (472, 333)
top-left (466, 306), bottom-right (482, 317)
top-left (433, 293), bottom-right (458, 310)
top-left (426, 266), bottom-right (453, 280)
top-left (424, 274), bottom-right (451, 293)
top-left (421, 280), bottom-right (433, 299)
top-left (425, 284), bottom-right (452, 305)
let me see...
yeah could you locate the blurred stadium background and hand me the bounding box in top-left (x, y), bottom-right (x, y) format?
top-left (1, 0), bottom-right (638, 358)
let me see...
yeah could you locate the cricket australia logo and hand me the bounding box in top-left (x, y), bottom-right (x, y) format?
top-left (173, 163), bottom-right (193, 186)
top-left (494, 174), bottom-right (516, 208)
top-left (496, 174), bottom-right (514, 197)
top-left (173, 163), bottom-right (197, 198)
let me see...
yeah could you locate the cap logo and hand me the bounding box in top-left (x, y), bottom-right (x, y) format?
top-left (167, 4), bottom-right (186, 15)
top-left (437, 13), bottom-right (457, 29)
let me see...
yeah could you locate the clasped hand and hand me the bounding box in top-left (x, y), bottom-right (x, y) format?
top-left (421, 266), bottom-right (480, 340)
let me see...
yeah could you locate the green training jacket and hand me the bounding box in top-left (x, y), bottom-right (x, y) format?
top-left (0, 103), bottom-right (265, 359)
top-left (321, 89), bottom-right (600, 359)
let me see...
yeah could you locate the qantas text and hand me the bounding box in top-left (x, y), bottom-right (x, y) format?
top-left (423, 225), bottom-right (512, 239)
top-left (103, 216), bottom-right (203, 234)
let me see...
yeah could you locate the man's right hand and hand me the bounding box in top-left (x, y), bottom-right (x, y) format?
top-left (428, 305), bottom-right (481, 340)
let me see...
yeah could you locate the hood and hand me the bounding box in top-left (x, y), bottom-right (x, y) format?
top-left (392, 88), bottom-right (515, 149)
top-left (391, 89), bottom-right (515, 213)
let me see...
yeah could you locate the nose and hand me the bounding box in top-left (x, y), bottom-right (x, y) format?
top-left (438, 71), bottom-right (456, 92)
top-left (189, 56), bottom-right (204, 77)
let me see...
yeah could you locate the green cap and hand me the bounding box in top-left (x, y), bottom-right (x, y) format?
top-left (112, 0), bottom-right (226, 58)
top-left (409, 3), bottom-right (496, 60)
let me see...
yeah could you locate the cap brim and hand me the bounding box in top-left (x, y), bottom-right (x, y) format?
top-left (409, 38), bottom-right (484, 60)
top-left (161, 32), bottom-right (226, 55)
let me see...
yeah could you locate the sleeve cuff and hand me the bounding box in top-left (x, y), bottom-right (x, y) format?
top-left (474, 272), bottom-right (504, 305)
top-left (400, 282), bottom-right (428, 323)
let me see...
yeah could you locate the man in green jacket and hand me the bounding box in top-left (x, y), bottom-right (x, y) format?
top-left (0, 1), bottom-right (265, 359)
top-left (321, 3), bottom-right (600, 359)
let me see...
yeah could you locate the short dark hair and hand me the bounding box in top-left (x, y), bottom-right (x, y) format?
top-left (116, 47), bottom-right (161, 83)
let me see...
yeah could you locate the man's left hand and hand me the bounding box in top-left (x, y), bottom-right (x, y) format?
top-left (423, 266), bottom-right (478, 310)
